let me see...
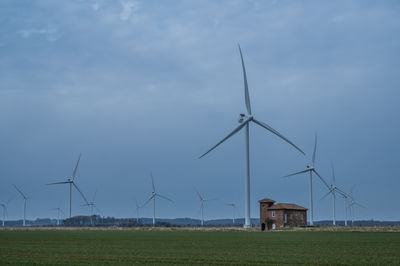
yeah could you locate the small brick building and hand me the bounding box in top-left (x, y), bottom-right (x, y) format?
top-left (259, 198), bottom-right (307, 231)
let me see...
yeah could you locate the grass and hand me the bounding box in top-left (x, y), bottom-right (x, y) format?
top-left (0, 228), bottom-right (399, 265)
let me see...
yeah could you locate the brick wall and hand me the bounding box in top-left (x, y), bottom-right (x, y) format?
top-left (260, 202), bottom-right (307, 230)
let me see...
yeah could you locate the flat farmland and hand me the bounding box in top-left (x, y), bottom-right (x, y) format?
top-left (0, 228), bottom-right (399, 265)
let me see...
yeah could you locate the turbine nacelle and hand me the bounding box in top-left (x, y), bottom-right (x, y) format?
top-left (238, 113), bottom-right (246, 123)
top-left (238, 114), bottom-right (253, 124)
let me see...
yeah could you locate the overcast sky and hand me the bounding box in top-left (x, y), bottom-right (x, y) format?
top-left (0, 0), bottom-right (399, 222)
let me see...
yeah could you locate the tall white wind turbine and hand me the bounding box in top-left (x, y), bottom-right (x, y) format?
top-left (195, 189), bottom-right (215, 226)
top-left (320, 163), bottom-right (348, 226)
top-left (283, 134), bottom-right (330, 226)
top-left (47, 154), bottom-right (89, 218)
top-left (142, 173), bottom-right (173, 226)
top-left (13, 185), bottom-right (29, 227)
top-left (0, 203), bottom-right (7, 227)
top-left (199, 45), bottom-right (305, 228)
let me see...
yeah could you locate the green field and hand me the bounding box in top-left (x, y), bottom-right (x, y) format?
top-left (0, 228), bottom-right (399, 265)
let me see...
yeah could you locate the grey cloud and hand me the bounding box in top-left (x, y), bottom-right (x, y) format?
top-left (0, 0), bottom-right (399, 221)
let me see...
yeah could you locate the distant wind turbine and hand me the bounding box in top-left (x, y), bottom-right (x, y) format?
top-left (226, 203), bottom-right (237, 224)
top-left (348, 187), bottom-right (364, 226)
top-left (134, 198), bottom-right (142, 224)
top-left (50, 207), bottom-right (66, 226)
top-left (199, 45), bottom-right (305, 228)
top-left (195, 189), bottom-right (215, 226)
top-left (13, 185), bottom-right (29, 227)
top-left (142, 173), bottom-right (173, 226)
top-left (320, 163), bottom-right (348, 226)
top-left (47, 154), bottom-right (89, 218)
top-left (82, 190), bottom-right (101, 225)
top-left (283, 134), bottom-right (330, 226)
top-left (340, 191), bottom-right (350, 227)
top-left (0, 203), bottom-right (7, 227)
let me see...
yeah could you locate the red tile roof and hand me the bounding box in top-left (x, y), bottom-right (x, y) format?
top-left (267, 203), bottom-right (307, 211)
top-left (258, 198), bottom-right (276, 203)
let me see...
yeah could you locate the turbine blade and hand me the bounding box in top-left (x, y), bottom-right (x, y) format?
top-left (72, 182), bottom-right (89, 205)
top-left (252, 118), bottom-right (305, 155)
top-left (194, 188), bottom-right (203, 201)
top-left (335, 187), bottom-right (349, 198)
top-left (13, 184), bottom-right (27, 199)
top-left (238, 44), bottom-right (252, 115)
top-left (312, 133), bottom-right (317, 166)
top-left (335, 187), bottom-right (348, 198)
top-left (312, 169), bottom-right (331, 189)
top-left (142, 195), bottom-right (154, 207)
top-left (156, 193), bottom-right (173, 203)
top-left (151, 173), bottom-right (156, 192)
top-left (283, 169), bottom-right (310, 178)
top-left (320, 189), bottom-right (333, 201)
top-left (46, 181), bottom-right (70, 185)
top-left (92, 189), bottom-right (98, 202)
top-left (72, 153), bottom-right (81, 180)
top-left (331, 162), bottom-right (336, 186)
top-left (199, 120), bottom-right (248, 159)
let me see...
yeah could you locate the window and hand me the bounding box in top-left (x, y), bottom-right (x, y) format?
top-left (284, 214), bottom-right (287, 224)
top-left (272, 211), bottom-right (275, 217)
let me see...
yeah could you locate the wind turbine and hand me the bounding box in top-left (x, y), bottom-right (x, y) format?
top-left (13, 185), bottom-right (28, 227)
top-left (134, 198), bottom-right (141, 224)
top-left (348, 188), bottom-right (364, 226)
top-left (0, 203), bottom-right (7, 227)
top-left (199, 45), bottom-right (305, 228)
top-left (195, 189), bottom-right (215, 226)
top-left (283, 134), bottom-right (329, 226)
top-left (226, 203), bottom-right (237, 225)
top-left (50, 207), bottom-right (66, 226)
top-left (47, 154), bottom-right (89, 218)
top-left (82, 190), bottom-right (101, 225)
top-left (142, 173), bottom-right (173, 226)
top-left (320, 163), bottom-right (348, 226)
top-left (340, 192), bottom-right (350, 227)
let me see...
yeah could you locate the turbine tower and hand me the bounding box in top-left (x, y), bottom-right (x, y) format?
top-left (226, 203), bottom-right (237, 224)
top-left (13, 185), bottom-right (28, 227)
top-left (195, 189), bottom-right (215, 226)
top-left (47, 154), bottom-right (89, 218)
top-left (134, 198), bottom-right (141, 224)
top-left (0, 203), bottom-right (7, 227)
top-left (200, 45), bottom-right (305, 228)
top-left (320, 163), bottom-right (348, 226)
top-left (283, 134), bottom-right (330, 226)
top-left (142, 173), bottom-right (173, 226)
